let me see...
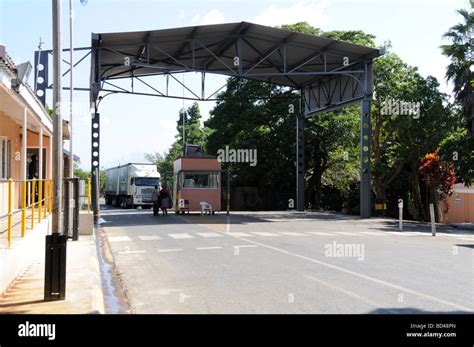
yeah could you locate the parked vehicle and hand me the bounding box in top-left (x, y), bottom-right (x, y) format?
top-left (104, 163), bottom-right (160, 208)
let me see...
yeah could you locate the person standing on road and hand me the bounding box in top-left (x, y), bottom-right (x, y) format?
top-left (159, 185), bottom-right (169, 216)
top-left (152, 186), bottom-right (160, 216)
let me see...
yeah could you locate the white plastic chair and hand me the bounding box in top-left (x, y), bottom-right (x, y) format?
top-left (200, 202), bottom-right (212, 215)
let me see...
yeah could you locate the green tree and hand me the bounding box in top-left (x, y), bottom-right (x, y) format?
top-left (438, 3), bottom-right (474, 186)
top-left (205, 23), bottom-right (371, 210)
top-left (146, 102), bottom-right (208, 182)
top-left (372, 50), bottom-right (457, 220)
top-left (280, 22), bottom-right (321, 35)
top-left (205, 79), bottom-right (298, 200)
top-left (74, 167), bottom-right (106, 194)
top-left (74, 167), bottom-right (90, 179)
top-left (441, 4), bottom-right (473, 135)
top-left (439, 128), bottom-right (474, 186)
top-left (282, 23), bottom-right (375, 209)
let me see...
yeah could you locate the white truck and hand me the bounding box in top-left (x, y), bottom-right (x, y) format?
top-left (104, 163), bottom-right (160, 208)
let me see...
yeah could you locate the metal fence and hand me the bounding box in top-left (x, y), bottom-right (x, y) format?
top-left (0, 178), bottom-right (52, 248)
top-left (0, 177), bottom-right (92, 248)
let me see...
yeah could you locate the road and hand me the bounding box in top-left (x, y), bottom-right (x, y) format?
top-left (100, 205), bottom-right (474, 314)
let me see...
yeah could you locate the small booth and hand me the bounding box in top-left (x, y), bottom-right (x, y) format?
top-left (442, 183), bottom-right (474, 224)
top-left (173, 145), bottom-right (222, 214)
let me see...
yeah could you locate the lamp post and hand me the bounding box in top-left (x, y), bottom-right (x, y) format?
top-left (68, 0), bottom-right (74, 179)
top-left (45, 0), bottom-right (66, 301)
top-left (68, 0), bottom-right (88, 178)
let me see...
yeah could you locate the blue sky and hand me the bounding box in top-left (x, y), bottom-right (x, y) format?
top-left (0, 0), bottom-right (470, 170)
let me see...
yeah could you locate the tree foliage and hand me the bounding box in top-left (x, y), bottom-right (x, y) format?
top-left (150, 20), bottom-right (470, 218)
top-left (146, 102), bottom-right (207, 183)
top-left (440, 5), bottom-right (473, 135)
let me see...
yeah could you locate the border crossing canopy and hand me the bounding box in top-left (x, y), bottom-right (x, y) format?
top-left (86, 21), bottom-right (382, 219)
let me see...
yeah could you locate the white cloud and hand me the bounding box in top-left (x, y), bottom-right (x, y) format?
top-left (192, 9), bottom-right (226, 26)
top-left (253, 0), bottom-right (330, 28)
top-left (202, 9), bottom-right (225, 25)
top-left (153, 119), bottom-right (175, 130)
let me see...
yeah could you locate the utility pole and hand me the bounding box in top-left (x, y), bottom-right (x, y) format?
top-left (45, 0), bottom-right (67, 301)
top-left (69, 0), bottom-right (74, 180)
top-left (52, 0), bottom-right (62, 239)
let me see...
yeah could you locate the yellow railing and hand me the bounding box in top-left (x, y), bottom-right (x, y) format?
top-left (1, 177), bottom-right (92, 248)
top-left (87, 177), bottom-right (91, 214)
top-left (1, 178), bottom-right (53, 249)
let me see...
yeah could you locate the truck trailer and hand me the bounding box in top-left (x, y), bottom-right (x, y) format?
top-left (104, 163), bottom-right (160, 208)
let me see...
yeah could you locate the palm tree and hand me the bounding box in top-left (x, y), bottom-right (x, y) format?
top-left (441, 5), bottom-right (473, 136)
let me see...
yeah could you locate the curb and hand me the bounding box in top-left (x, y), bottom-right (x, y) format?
top-left (89, 231), bottom-right (106, 314)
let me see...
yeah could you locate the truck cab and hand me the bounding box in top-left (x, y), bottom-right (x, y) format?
top-left (105, 163), bottom-right (160, 208)
top-left (130, 174), bottom-right (160, 206)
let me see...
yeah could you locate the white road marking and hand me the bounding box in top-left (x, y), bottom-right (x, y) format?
top-left (227, 232), bottom-right (254, 237)
top-left (108, 236), bottom-right (132, 242)
top-left (196, 246), bottom-right (222, 250)
top-left (224, 234), bottom-right (473, 312)
top-left (118, 250), bottom-right (146, 255)
top-left (304, 275), bottom-right (398, 314)
top-left (168, 233), bottom-right (194, 239)
top-left (233, 245), bottom-right (258, 248)
top-left (196, 232), bottom-right (223, 238)
top-left (306, 231), bottom-right (333, 236)
top-left (252, 232), bottom-right (280, 237)
top-left (138, 235), bottom-right (162, 241)
top-left (456, 238), bottom-right (474, 242)
top-left (279, 232), bottom-right (309, 236)
top-left (196, 223), bottom-right (473, 312)
top-left (158, 248), bottom-right (184, 253)
top-left (334, 232), bottom-right (358, 236)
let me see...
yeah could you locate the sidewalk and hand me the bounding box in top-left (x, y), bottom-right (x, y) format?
top-left (0, 234), bottom-right (105, 314)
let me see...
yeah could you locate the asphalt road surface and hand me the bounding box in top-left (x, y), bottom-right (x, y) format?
top-left (100, 206), bottom-right (474, 314)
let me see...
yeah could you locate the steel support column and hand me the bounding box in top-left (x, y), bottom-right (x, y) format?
top-left (90, 33), bottom-right (101, 224)
top-left (360, 97), bottom-right (371, 218)
top-left (91, 112), bottom-right (100, 224)
top-left (296, 92), bottom-right (305, 212)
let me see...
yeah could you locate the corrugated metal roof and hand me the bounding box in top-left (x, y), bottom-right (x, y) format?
top-left (0, 45), bottom-right (17, 74)
top-left (94, 21), bottom-right (381, 88)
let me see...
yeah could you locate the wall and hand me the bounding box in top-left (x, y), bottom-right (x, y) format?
top-left (0, 112), bottom-right (51, 215)
top-left (444, 186), bottom-right (474, 224)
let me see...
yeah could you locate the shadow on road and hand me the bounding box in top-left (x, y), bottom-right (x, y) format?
top-left (98, 205), bottom-right (474, 234)
top-left (98, 206), bottom-right (364, 227)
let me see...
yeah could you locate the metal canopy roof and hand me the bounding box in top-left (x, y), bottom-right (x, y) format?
top-left (85, 21), bottom-right (380, 218)
top-left (93, 21), bottom-right (381, 89)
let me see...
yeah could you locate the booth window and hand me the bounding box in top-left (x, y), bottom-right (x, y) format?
top-left (183, 173), bottom-right (219, 188)
top-left (0, 137), bottom-right (11, 179)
